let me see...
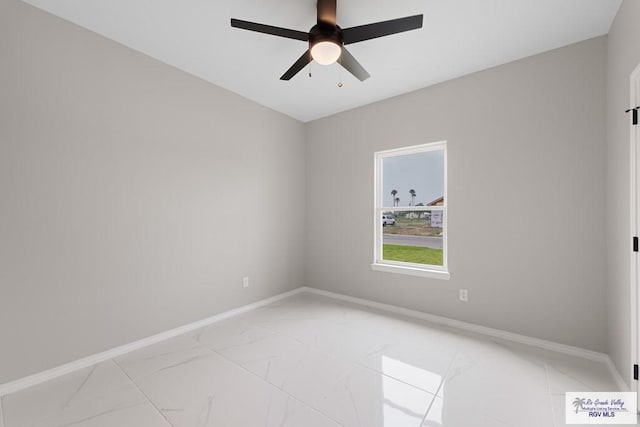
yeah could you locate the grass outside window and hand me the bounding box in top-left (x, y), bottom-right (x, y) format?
top-left (382, 244), bottom-right (443, 266)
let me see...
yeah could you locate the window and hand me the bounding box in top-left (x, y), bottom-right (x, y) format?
top-left (372, 141), bottom-right (449, 279)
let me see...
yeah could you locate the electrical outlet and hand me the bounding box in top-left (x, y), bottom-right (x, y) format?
top-left (459, 289), bottom-right (469, 302)
top-left (243, 277), bottom-right (249, 288)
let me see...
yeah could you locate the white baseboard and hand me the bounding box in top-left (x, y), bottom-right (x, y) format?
top-left (301, 287), bottom-right (614, 365)
top-left (0, 287), bottom-right (305, 397)
top-left (0, 285), bottom-right (627, 397)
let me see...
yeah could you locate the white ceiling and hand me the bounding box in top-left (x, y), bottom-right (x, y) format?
top-left (21, 0), bottom-right (621, 122)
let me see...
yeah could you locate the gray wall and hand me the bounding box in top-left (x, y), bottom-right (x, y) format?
top-left (306, 37), bottom-right (608, 352)
top-left (606, 0), bottom-right (640, 388)
top-left (0, 0), bottom-right (306, 384)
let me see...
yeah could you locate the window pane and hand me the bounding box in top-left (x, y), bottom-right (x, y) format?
top-left (382, 211), bottom-right (444, 266)
top-left (382, 150), bottom-right (444, 208)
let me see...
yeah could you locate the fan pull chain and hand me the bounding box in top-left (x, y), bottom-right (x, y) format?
top-left (308, 61), bottom-right (312, 78)
top-left (337, 58), bottom-right (343, 88)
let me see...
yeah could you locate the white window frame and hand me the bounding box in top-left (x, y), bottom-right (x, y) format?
top-left (371, 141), bottom-right (450, 280)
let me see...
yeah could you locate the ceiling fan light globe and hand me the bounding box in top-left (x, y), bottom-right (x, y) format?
top-left (311, 41), bottom-right (342, 65)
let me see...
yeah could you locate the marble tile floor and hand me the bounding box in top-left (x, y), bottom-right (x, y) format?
top-left (0, 293), bottom-right (624, 427)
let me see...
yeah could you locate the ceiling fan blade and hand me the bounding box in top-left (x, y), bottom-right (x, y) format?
top-left (231, 19), bottom-right (308, 41)
top-left (342, 14), bottom-right (423, 45)
top-left (317, 0), bottom-right (337, 25)
top-left (280, 50), bottom-right (312, 80)
top-left (339, 48), bottom-right (370, 81)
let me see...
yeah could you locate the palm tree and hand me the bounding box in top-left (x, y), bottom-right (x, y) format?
top-left (391, 189), bottom-right (398, 207)
top-left (409, 189), bottom-right (416, 206)
top-left (394, 197), bottom-right (400, 215)
top-left (572, 398), bottom-right (586, 414)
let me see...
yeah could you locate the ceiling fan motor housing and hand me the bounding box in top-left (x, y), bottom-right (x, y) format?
top-left (309, 23), bottom-right (344, 48)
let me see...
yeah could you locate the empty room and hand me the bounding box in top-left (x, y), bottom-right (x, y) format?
top-left (2, 0), bottom-right (640, 426)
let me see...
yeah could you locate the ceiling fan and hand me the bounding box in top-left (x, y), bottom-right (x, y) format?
top-left (230, 0), bottom-right (423, 81)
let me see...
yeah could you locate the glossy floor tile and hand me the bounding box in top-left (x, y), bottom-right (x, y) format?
top-left (196, 316), bottom-right (434, 426)
top-left (1, 361), bottom-right (169, 427)
top-left (423, 338), bottom-right (552, 426)
top-left (115, 336), bottom-right (338, 427)
top-left (1, 293), bottom-right (623, 427)
top-left (545, 352), bottom-right (620, 394)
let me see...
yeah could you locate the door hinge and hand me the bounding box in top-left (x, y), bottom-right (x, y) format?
top-left (627, 107), bottom-right (639, 125)
top-left (634, 364), bottom-right (638, 381)
top-left (634, 237), bottom-right (638, 252)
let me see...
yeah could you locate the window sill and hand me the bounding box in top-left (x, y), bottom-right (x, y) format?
top-left (370, 263), bottom-right (451, 280)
